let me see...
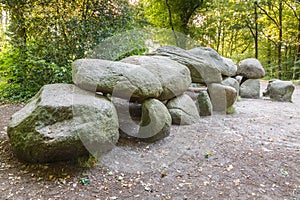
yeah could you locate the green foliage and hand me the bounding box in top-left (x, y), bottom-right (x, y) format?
top-left (0, 45), bottom-right (72, 102)
top-left (77, 154), bottom-right (98, 168)
top-left (139, 0), bottom-right (204, 48)
top-left (89, 27), bottom-right (199, 61)
top-left (89, 28), bottom-right (150, 61)
top-left (0, 0), bottom-right (138, 102)
top-left (226, 106), bottom-right (236, 115)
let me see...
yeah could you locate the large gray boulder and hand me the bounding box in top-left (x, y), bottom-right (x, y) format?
top-left (121, 56), bottom-right (191, 100)
top-left (188, 47), bottom-right (237, 77)
top-left (207, 83), bottom-right (237, 112)
top-left (118, 98), bottom-right (171, 143)
top-left (7, 84), bottom-right (119, 163)
top-left (237, 58), bottom-right (265, 79)
top-left (72, 59), bottom-right (163, 101)
top-left (196, 90), bottom-right (213, 116)
top-left (240, 79), bottom-right (261, 99)
top-left (263, 80), bottom-right (295, 102)
top-left (166, 94), bottom-right (200, 125)
top-left (151, 46), bottom-right (222, 84)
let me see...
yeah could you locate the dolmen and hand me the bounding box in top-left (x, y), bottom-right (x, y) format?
top-left (8, 46), bottom-right (267, 163)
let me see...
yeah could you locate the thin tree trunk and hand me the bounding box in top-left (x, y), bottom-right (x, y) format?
top-left (267, 38), bottom-right (272, 77)
top-left (254, 3), bottom-right (258, 59)
top-left (165, 0), bottom-right (179, 47)
top-left (278, 0), bottom-right (283, 79)
top-left (293, 18), bottom-right (300, 79)
top-left (216, 20), bottom-right (222, 52)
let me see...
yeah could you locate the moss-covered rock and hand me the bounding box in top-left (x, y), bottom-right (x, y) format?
top-left (166, 94), bottom-right (200, 125)
top-left (7, 84), bottom-right (119, 163)
top-left (138, 99), bottom-right (171, 142)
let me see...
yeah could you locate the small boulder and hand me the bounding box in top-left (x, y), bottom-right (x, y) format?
top-left (207, 83), bottom-right (237, 112)
top-left (166, 94), bottom-right (200, 125)
top-left (222, 77), bottom-right (240, 97)
top-left (138, 99), bottom-right (172, 142)
top-left (117, 98), bottom-right (171, 143)
top-left (263, 80), bottom-right (295, 102)
top-left (235, 76), bottom-right (243, 84)
top-left (196, 90), bottom-right (213, 116)
top-left (121, 56), bottom-right (191, 100)
top-left (237, 58), bottom-right (265, 79)
top-left (151, 46), bottom-right (222, 84)
top-left (221, 56), bottom-right (237, 77)
top-left (240, 79), bottom-right (260, 99)
top-left (7, 84), bottom-right (119, 163)
top-left (72, 59), bottom-right (163, 101)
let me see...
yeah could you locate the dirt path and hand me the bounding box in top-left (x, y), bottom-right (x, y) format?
top-left (0, 82), bottom-right (299, 199)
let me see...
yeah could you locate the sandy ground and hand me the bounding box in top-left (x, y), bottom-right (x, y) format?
top-left (0, 81), bottom-right (299, 199)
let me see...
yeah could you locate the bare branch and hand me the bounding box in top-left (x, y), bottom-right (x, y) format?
top-left (255, 2), bottom-right (279, 28)
top-left (284, 1), bottom-right (299, 19)
top-left (165, 0), bottom-right (179, 46)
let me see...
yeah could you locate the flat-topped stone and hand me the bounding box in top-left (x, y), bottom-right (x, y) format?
top-left (151, 46), bottom-right (222, 84)
top-left (72, 59), bottom-right (163, 101)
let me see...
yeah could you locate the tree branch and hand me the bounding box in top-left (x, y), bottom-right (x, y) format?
top-left (284, 1), bottom-right (299, 20)
top-left (255, 2), bottom-right (279, 28)
top-left (165, 0), bottom-right (179, 46)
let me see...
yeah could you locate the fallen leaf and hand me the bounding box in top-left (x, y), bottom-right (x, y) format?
top-left (233, 179), bottom-right (240, 185)
top-left (280, 168), bottom-right (288, 176)
top-left (161, 171), bottom-right (167, 178)
top-left (204, 151), bottom-right (214, 158)
top-left (226, 164), bottom-right (233, 171)
top-left (262, 147), bottom-right (272, 152)
top-left (203, 181), bottom-right (209, 186)
top-left (108, 171), bottom-right (113, 176)
top-left (79, 177), bottom-right (90, 186)
top-left (144, 186), bottom-right (153, 192)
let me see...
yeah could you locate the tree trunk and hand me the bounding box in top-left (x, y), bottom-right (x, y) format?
top-left (165, 0), bottom-right (179, 47)
top-left (277, 0), bottom-right (283, 79)
top-left (293, 18), bottom-right (300, 80)
top-left (267, 38), bottom-right (272, 77)
top-left (216, 20), bottom-right (222, 52)
top-left (254, 3), bottom-right (258, 59)
top-left (11, 6), bottom-right (27, 47)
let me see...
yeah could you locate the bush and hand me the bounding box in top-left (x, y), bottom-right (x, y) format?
top-left (0, 47), bottom-right (72, 103)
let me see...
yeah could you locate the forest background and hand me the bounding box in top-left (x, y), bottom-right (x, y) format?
top-left (0, 0), bottom-right (299, 102)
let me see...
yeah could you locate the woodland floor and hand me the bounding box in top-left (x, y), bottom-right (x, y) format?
top-left (0, 81), bottom-right (300, 200)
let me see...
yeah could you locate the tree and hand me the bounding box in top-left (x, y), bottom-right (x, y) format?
top-left (139, 0), bottom-right (204, 48)
top-left (0, 0), bottom-right (137, 102)
top-left (285, 0), bottom-right (300, 79)
top-left (256, 0), bottom-right (284, 78)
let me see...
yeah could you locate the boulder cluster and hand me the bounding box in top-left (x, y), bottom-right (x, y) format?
top-left (7, 45), bottom-right (274, 163)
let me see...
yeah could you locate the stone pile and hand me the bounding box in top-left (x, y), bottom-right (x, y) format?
top-left (8, 45), bottom-right (270, 163)
top-left (236, 58), bottom-right (265, 99)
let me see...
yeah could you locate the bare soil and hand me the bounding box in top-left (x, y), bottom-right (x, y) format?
top-left (0, 81), bottom-right (299, 200)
